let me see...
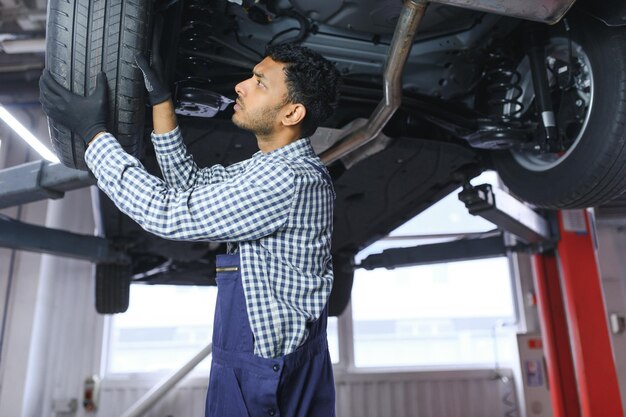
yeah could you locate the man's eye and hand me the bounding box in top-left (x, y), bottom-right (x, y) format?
top-left (256, 79), bottom-right (264, 87)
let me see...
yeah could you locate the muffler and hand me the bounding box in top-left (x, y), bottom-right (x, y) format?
top-left (429, 0), bottom-right (575, 24)
top-left (320, 0), bottom-right (428, 165)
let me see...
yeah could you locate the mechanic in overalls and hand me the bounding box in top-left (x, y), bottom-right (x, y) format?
top-left (39, 43), bottom-right (341, 417)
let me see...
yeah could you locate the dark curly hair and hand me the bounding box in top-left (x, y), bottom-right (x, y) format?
top-left (265, 43), bottom-right (341, 138)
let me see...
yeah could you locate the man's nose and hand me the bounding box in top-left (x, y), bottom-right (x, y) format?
top-left (235, 81), bottom-right (245, 97)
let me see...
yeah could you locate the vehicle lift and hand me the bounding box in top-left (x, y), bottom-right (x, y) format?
top-left (0, 160), bottom-right (624, 416)
top-left (359, 181), bottom-right (624, 417)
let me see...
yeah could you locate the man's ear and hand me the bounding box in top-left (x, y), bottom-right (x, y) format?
top-left (282, 103), bottom-right (306, 127)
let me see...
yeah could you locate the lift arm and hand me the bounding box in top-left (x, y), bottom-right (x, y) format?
top-left (0, 160), bottom-right (95, 209)
top-left (0, 214), bottom-right (129, 264)
top-left (358, 234), bottom-right (507, 270)
top-left (360, 183), bottom-right (553, 270)
top-left (458, 183), bottom-right (552, 244)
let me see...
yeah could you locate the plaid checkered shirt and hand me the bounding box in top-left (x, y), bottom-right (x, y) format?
top-left (85, 126), bottom-right (335, 358)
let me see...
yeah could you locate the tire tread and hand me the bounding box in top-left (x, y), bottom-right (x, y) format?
top-left (45, 0), bottom-right (149, 170)
top-left (95, 263), bottom-right (131, 314)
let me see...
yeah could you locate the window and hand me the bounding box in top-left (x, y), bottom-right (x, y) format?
top-left (106, 285), bottom-right (217, 374)
top-left (351, 258), bottom-right (516, 368)
top-left (351, 172), bottom-right (517, 368)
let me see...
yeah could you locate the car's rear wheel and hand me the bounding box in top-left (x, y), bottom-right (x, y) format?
top-left (493, 13), bottom-right (626, 208)
top-left (44, 0), bottom-right (150, 170)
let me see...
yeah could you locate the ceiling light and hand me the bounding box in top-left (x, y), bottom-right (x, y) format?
top-left (0, 105), bottom-right (60, 163)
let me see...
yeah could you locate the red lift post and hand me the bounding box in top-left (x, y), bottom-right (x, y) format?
top-left (534, 210), bottom-right (623, 417)
top-left (532, 252), bottom-right (581, 417)
top-left (457, 184), bottom-right (623, 416)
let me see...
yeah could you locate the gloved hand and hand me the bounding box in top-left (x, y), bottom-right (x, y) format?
top-left (135, 53), bottom-right (171, 106)
top-left (39, 70), bottom-right (109, 145)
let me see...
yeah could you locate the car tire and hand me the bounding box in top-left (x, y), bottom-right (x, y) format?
top-left (95, 263), bottom-right (131, 314)
top-left (44, 0), bottom-right (150, 170)
top-left (493, 13), bottom-right (626, 208)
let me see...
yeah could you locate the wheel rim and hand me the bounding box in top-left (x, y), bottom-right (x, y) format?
top-left (509, 37), bottom-right (594, 172)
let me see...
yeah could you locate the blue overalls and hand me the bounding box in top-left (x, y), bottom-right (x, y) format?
top-left (205, 255), bottom-right (336, 417)
top-left (206, 157), bottom-right (336, 416)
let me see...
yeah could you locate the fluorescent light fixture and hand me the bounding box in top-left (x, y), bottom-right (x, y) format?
top-left (0, 105), bottom-right (60, 163)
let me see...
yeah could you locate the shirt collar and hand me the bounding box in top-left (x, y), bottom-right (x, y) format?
top-left (253, 138), bottom-right (315, 160)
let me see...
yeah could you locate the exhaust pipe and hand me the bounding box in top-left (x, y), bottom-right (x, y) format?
top-left (320, 0), bottom-right (428, 165)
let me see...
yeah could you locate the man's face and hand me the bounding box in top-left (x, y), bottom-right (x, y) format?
top-left (232, 57), bottom-right (290, 136)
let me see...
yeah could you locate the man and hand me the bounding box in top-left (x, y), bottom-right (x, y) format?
top-left (39, 43), bottom-right (341, 416)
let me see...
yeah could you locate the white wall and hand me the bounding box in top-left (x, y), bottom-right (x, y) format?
top-left (0, 199), bottom-right (49, 416)
top-left (0, 106), bottom-right (50, 416)
top-left (89, 368), bottom-right (516, 417)
top-left (0, 107), bottom-right (104, 417)
top-left (0, 188), bottom-right (101, 417)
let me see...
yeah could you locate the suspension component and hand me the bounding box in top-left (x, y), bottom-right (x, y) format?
top-left (526, 24), bottom-right (560, 152)
top-left (171, 0), bottom-right (250, 117)
top-left (458, 44), bottom-right (531, 150)
top-left (484, 48), bottom-right (525, 121)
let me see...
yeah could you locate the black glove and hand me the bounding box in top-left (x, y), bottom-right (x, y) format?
top-left (135, 53), bottom-right (171, 106)
top-left (39, 70), bottom-right (109, 145)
